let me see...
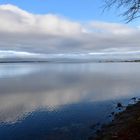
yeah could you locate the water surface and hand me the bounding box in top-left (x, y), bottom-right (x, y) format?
top-left (0, 63), bottom-right (140, 140)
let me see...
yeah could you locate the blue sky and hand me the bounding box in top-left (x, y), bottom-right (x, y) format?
top-left (0, 0), bottom-right (140, 26)
top-left (0, 0), bottom-right (130, 23)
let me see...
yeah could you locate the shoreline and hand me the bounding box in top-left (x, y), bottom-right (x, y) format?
top-left (90, 100), bottom-right (140, 140)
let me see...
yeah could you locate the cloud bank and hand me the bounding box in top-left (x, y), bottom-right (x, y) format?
top-left (0, 4), bottom-right (140, 60)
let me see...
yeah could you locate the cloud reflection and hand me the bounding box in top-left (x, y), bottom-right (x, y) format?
top-left (0, 63), bottom-right (140, 123)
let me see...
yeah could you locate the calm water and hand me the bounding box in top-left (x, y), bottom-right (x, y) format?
top-left (0, 63), bottom-right (140, 140)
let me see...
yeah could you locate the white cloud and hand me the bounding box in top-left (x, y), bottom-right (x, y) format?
top-left (0, 4), bottom-right (140, 58)
top-left (0, 4), bottom-right (83, 35)
top-left (89, 21), bottom-right (138, 35)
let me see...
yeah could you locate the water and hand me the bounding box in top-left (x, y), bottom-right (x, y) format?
top-left (0, 62), bottom-right (140, 140)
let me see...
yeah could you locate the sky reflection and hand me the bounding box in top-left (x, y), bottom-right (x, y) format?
top-left (0, 63), bottom-right (140, 124)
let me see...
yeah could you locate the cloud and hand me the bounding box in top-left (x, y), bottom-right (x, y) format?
top-left (0, 4), bottom-right (83, 35)
top-left (0, 4), bottom-right (140, 56)
top-left (89, 21), bottom-right (138, 35)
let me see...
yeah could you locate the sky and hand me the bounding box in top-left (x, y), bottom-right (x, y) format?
top-left (0, 0), bottom-right (125, 22)
top-left (0, 0), bottom-right (140, 60)
top-left (1, 0), bottom-right (140, 25)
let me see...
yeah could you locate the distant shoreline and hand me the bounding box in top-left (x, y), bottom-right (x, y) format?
top-left (0, 60), bottom-right (140, 63)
